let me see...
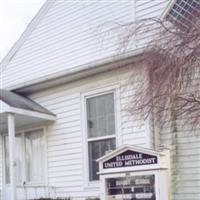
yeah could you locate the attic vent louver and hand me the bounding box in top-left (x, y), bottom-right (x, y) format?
top-left (166, 0), bottom-right (200, 29)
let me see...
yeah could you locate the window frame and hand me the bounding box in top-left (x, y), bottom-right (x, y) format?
top-left (81, 84), bottom-right (122, 188)
top-left (2, 127), bottom-right (48, 187)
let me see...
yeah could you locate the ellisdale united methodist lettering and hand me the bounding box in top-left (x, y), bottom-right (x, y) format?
top-left (103, 150), bottom-right (158, 169)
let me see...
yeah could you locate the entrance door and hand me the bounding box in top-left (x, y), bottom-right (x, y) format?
top-left (3, 129), bottom-right (46, 199)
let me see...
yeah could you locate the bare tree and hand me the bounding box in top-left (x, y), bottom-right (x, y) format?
top-left (122, 8), bottom-right (200, 132)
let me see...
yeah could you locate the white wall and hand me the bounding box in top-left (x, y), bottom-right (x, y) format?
top-left (135, 0), bottom-right (169, 20)
top-left (29, 64), bottom-right (151, 199)
top-left (162, 129), bottom-right (200, 200)
top-left (0, 59), bottom-right (199, 200)
top-left (2, 0), bottom-right (134, 89)
top-left (1, 0), bottom-right (169, 90)
top-left (159, 70), bottom-right (200, 200)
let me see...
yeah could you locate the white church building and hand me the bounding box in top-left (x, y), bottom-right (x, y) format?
top-left (0, 0), bottom-right (199, 200)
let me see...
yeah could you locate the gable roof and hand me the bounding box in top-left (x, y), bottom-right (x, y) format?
top-left (1, 0), bottom-right (171, 91)
top-left (1, 0), bottom-right (55, 72)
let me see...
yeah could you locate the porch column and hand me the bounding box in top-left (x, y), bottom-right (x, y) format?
top-left (8, 113), bottom-right (16, 200)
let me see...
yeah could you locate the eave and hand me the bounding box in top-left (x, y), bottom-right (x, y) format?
top-left (10, 50), bottom-right (143, 94)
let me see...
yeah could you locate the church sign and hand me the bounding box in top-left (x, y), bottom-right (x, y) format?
top-left (103, 150), bottom-right (158, 169)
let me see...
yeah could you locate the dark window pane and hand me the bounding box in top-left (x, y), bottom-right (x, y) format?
top-left (88, 139), bottom-right (116, 181)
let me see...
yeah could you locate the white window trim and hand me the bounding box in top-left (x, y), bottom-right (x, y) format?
top-left (81, 84), bottom-right (122, 189)
top-left (87, 135), bottom-right (116, 142)
top-left (2, 126), bottom-right (48, 187)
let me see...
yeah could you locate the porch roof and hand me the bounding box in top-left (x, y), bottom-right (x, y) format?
top-left (0, 89), bottom-right (53, 115)
top-left (0, 89), bottom-right (56, 132)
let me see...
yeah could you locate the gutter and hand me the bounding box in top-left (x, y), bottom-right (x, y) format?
top-left (10, 49), bottom-right (143, 94)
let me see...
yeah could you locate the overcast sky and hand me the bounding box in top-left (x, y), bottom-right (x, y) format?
top-left (0, 0), bottom-right (45, 61)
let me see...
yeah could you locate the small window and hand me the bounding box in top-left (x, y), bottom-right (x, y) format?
top-left (166, 0), bottom-right (200, 29)
top-left (86, 93), bottom-right (116, 181)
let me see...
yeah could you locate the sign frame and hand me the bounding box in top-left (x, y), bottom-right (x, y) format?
top-left (102, 149), bottom-right (158, 169)
top-left (100, 170), bottom-right (160, 200)
top-left (97, 145), bottom-right (170, 200)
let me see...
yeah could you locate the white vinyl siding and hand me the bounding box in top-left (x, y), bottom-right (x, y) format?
top-left (0, 1), bottom-right (199, 199)
top-left (1, 0), bottom-right (135, 89)
top-left (28, 65), bottom-right (151, 198)
top-left (1, 0), bottom-right (169, 90)
top-left (159, 69), bottom-right (200, 200)
top-left (135, 0), bottom-right (169, 20)
top-left (161, 127), bottom-right (200, 200)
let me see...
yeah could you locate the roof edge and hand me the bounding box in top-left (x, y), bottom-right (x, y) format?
top-left (0, 100), bottom-right (10, 113)
top-left (9, 50), bottom-right (143, 94)
top-left (0, 89), bottom-right (55, 115)
top-left (1, 0), bottom-right (55, 69)
top-left (10, 106), bottom-right (56, 121)
top-left (97, 144), bottom-right (164, 163)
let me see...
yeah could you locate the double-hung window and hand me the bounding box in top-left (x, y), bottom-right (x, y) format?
top-left (86, 92), bottom-right (116, 181)
top-left (4, 128), bottom-right (45, 185)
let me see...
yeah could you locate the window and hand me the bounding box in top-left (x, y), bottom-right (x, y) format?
top-left (166, 0), bottom-right (200, 29)
top-left (4, 128), bottom-right (45, 185)
top-left (86, 93), bottom-right (116, 181)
